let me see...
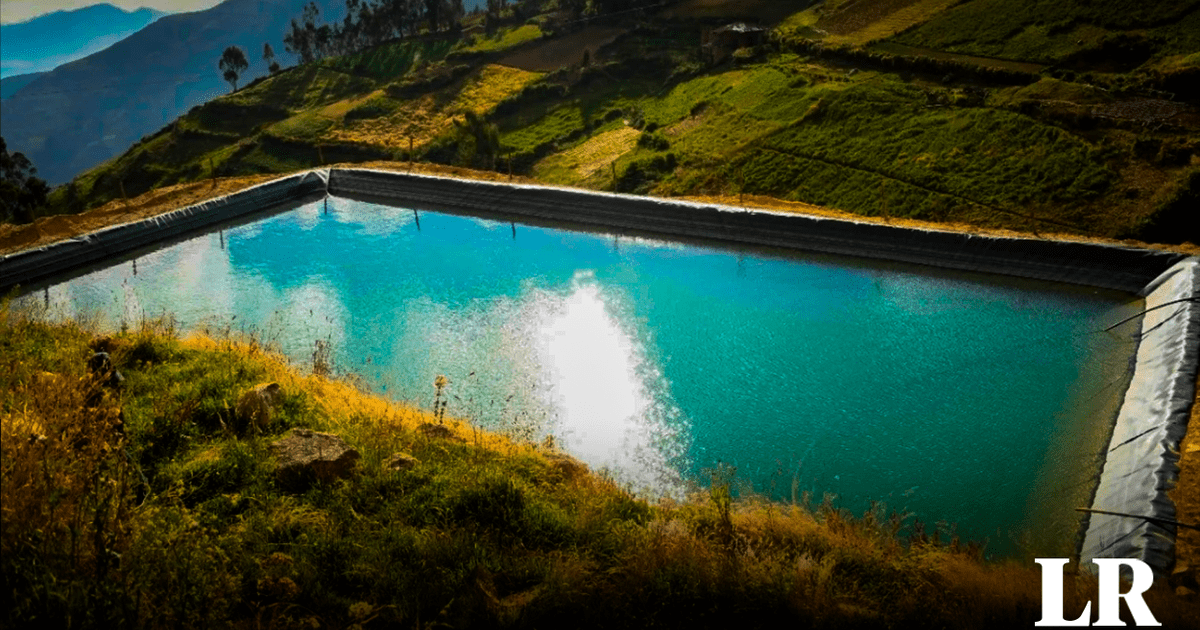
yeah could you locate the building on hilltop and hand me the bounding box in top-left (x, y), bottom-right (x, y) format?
top-left (702, 22), bottom-right (768, 64)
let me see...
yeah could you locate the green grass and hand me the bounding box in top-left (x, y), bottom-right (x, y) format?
top-left (734, 82), bottom-right (1114, 226)
top-left (325, 38), bottom-right (458, 80)
top-left (187, 100), bottom-right (291, 136)
top-left (233, 65), bottom-right (377, 112)
top-left (266, 110), bottom-right (337, 141)
top-left (495, 73), bottom-right (662, 170)
top-left (4, 304), bottom-right (1199, 628)
top-left (459, 24), bottom-right (544, 54)
top-left (889, 0), bottom-right (1200, 67)
top-left (343, 93), bottom-right (404, 121)
top-left (26, 5), bottom-right (1200, 246)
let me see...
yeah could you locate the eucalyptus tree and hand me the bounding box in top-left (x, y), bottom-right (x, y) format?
top-left (218, 45), bottom-right (249, 91)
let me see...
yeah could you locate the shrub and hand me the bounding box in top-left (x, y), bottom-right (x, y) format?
top-left (637, 132), bottom-right (670, 151)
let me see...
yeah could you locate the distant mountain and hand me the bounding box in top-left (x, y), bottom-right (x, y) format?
top-left (0, 72), bottom-right (47, 100)
top-left (0, 0), bottom-right (347, 186)
top-left (0, 4), bottom-right (169, 78)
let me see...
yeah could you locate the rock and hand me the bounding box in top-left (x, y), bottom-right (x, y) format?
top-left (418, 422), bottom-right (462, 441)
top-left (87, 351), bottom-right (124, 390)
top-left (270, 428), bottom-right (360, 489)
top-left (383, 452), bottom-right (420, 471)
top-left (235, 382), bottom-right (282, 434)
top-left (1176, 585), bottom-right (1196, 600)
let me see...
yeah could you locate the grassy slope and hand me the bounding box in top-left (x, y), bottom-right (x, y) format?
top-left (890, 0), bottom-right (1200, 68)
top-left (4, 307), bottom-right (1198, 628)
top-left (39, 7), bottom-right (1200, 245)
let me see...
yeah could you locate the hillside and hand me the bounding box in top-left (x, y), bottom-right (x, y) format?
top-left (29, 0), bottom-right (1198, 246)
top-left (0, 4), bottom-right (168, 78)
top-left (0, 72), bottom-right (45, 100)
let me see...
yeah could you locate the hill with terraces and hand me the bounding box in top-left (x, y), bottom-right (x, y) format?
top-left (14, 0), bottom-right (1200, 246)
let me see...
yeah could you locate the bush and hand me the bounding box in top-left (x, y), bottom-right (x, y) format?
top-left (615, 152), bottom-right (677, 194)
top-left (637, 132), bottom-right (670, 151)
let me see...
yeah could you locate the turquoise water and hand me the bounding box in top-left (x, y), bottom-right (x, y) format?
top-left (28, 197), bottom-right (1139, 557)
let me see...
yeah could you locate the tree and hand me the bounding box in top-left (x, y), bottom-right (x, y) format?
top-left (263, 41), bottom-right (280, 74)
top-left (0, 137), bottom-right (50, 224)
top-left (561, 0), bottom-right (586, 23)
top-left (444, 0), bottom-right (464, 32)
top-left (219, 46), bottom-right (249, 91)
top-left (284, 2), bottom-right (321, 64)
top-left (454, 111), bottom-right (499, 169)
top-left (424, 0), bottom-right (440, 32)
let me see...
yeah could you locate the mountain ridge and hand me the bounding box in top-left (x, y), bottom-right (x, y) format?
top-left (0, 4), bottom-right (169, 78)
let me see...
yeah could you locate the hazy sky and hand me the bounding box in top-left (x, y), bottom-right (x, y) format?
top-left (1, 1), bottom-right (224, 24)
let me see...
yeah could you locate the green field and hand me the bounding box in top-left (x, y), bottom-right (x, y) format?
top-left (891, 0), bottom-right (1200, 68)
top-left (37, 3), bottom-right (1200, 246)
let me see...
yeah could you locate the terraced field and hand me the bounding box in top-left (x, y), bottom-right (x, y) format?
top-left (497, 26), bottom-right (627, 72)
top-left (532, 125), bottom-right (640, 184)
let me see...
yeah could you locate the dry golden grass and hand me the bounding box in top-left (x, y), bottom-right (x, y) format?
top-left (534, 126), bottom-right (641, 183)
top-left (323, 65), bottom-right (540, 153)
top-left (0, 316), bottom-right (133, 601)
top-left (0, 175), bottom-right (282, 256)
top-left (845, 0), bottom-right (962, 44)
top-left (817, 0), bottom-right (961, 45)
top-left (178, 333), bottom-right (538, 459)
top-left (1169, 373), bottom-right (1200, 593)
top-left (452, 64), bottom-right (543, 115)
top-left (327, 93), bottom-right (447, 150)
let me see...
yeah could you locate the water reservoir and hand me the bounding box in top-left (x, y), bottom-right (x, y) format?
top-left (19, 195), bottom-right (1143, 559)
